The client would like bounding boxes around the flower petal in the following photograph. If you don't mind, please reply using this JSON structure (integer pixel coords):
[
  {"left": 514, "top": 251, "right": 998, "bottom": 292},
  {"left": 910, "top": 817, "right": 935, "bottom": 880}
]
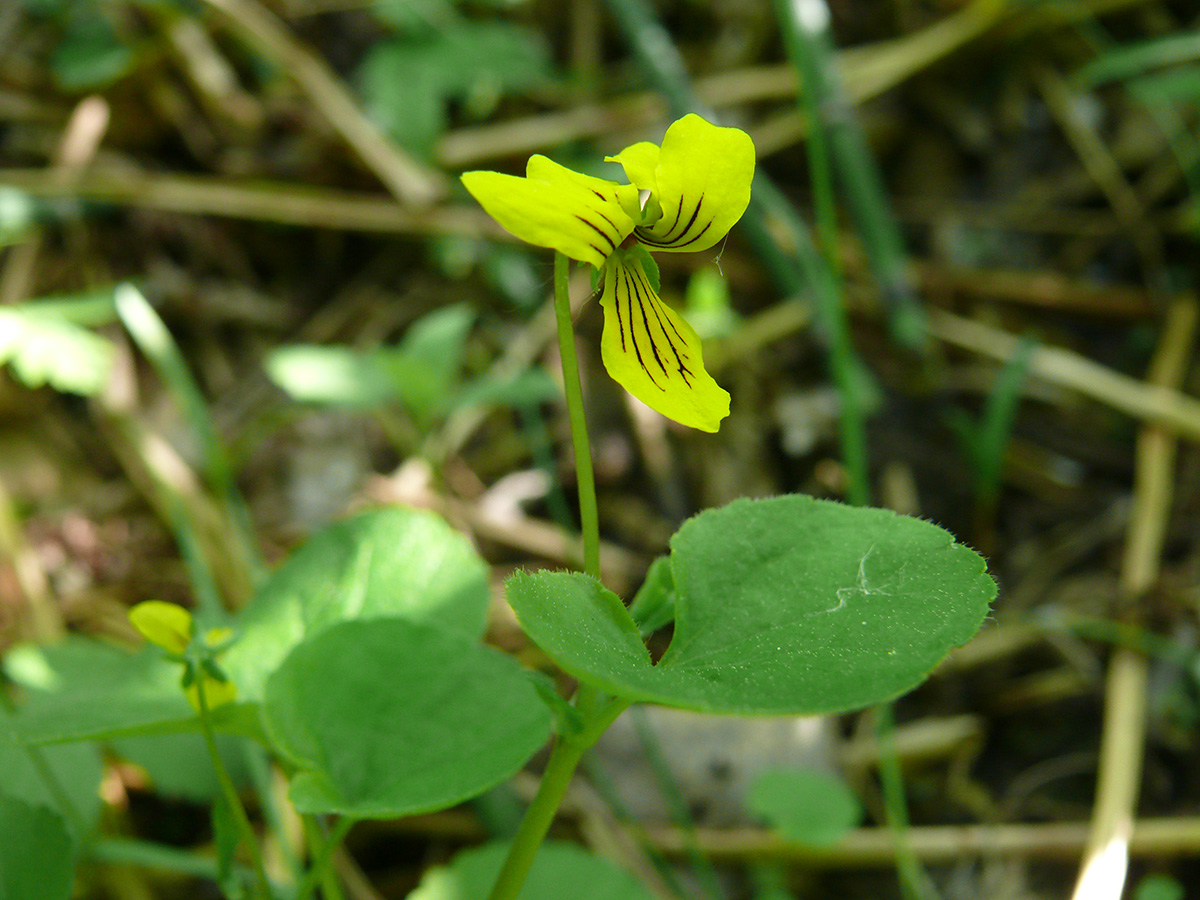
[
  {"left": 461, "top": 157, "right": 636, "bottom": 268},
  {"left": 129, "top": 601, "right": 192, "bottom": 655},
  {"left": 599, "top": 252, "right": 730, "bottom": 432},
  {"left": 606, "top": 141, "right": 659, "bottom": 194},
  {"left": 633, "top": 114, "right": 755, "bottom": 254}
]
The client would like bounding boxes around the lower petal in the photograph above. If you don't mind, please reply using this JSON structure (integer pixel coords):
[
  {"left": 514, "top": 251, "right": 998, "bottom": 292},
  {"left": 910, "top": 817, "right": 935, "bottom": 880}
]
[{"left": 598, "top": 252, "right": 730, "bottom": 432}]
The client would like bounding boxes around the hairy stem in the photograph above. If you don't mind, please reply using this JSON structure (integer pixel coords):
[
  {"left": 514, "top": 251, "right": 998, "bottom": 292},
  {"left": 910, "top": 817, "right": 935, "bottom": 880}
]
[
  {"left": 195, "top": 678, "right": 272, "bottom": 900},
  {"left": 552, "top": 251, "right": 601, "bottom": 579}
]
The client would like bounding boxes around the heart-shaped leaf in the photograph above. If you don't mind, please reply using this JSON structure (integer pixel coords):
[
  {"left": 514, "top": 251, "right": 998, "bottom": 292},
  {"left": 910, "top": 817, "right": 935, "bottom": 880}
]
[
  {"left": 263, "top": 618, "right": 550, "bottom": 818},
  {"left": 507, "top": 496, "right": 993, "bottom": 714}
]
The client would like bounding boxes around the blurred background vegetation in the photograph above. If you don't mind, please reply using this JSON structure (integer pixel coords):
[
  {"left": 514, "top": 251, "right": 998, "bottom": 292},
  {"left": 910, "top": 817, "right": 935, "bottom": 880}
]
[{"left": 4, "top": 0, "right": 1200, "bottom": 898}]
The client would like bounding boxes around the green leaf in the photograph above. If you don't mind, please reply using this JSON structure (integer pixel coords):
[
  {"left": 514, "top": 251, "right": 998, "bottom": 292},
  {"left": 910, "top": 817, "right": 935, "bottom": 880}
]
[
  {"left": 1127, "top": 66, "right": 1200, "bottom": 106},
  {"left": 1075, "top": 31, "right": 1200, "bottom": 88},
  {"left": 265, "top": 344, "right": 399, "bottom": 407},
  {"left": 0, "top": 188, "right": 39, "bottom": 247},
  {"left": 454, "top": 368, "right": 558, "bottom": 411},
  {"left": 384, "top": 303, "right": 476, "bottom": 420},
  {"left": 359, "top": 22, "right": 551, "bottom": 155},
  {"left": 406, "top": 841, "right": 657, "bottom": 900},
  {"left": 480, "top": 245, "right": 543, "bottom": 313},
  {"left": 627, "top": 556, "right": 676, "bottom": 635},
  {"left": 263, "top": 618, "right": 551, "bottom": 817},
  {"left": 0, "top": 307, "right": 114, "bottom": 395},
  {"left": 5, "top": 638, "right": 262, "bottom": 748},
  {"left": 266, "top": 305, "right": 475, "bottom": 419},
  {"left": 0, "top": 704, "right": 102, "bottom": 839},
  {"left": 747, "top": 768, "right": 861, "bottom": 846},
  {"left": 52, "top": 14, "right": 135, "bottom": 91},
  {"left": 1134, "top": 874, "right": 1185, "bottom": 900},
  {"left": 506, "top": 495, "right": 994, "bottom": 714},
  {"left": 5, "top": 639, "right": 191, "bottom": 745},
  {"left": 0, "top": 795, "right": 74, "bottom": 900},
  {"left": 223, "top": 506, "right": 490, "bottom": 701}
]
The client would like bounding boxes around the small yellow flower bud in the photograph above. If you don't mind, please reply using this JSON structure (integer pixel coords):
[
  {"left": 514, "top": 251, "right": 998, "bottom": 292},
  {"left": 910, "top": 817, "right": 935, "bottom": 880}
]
[{"left": 128, "top": 601, "right": 193, "bottom": 655}]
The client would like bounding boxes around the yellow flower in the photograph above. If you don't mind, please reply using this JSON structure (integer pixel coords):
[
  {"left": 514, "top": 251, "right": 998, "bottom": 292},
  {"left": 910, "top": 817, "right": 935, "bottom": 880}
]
[
  {"left": 462, "top": 114, "right": 755, "bottom": 432},
  {"left": 128, "top": 600, "right": 236, "bottom": 713}
]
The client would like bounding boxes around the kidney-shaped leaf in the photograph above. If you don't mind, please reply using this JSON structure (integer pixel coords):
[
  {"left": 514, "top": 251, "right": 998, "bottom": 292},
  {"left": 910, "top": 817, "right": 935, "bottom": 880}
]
[
  {"left": 263, "top": 618, "right": 551, "bottom": 818},
  {"left": 507, "top": 496, "right": 994, "bottom": 714},
  {"left": 225, "top": 507, "right": 490, "bottom": 700},
  {"left": 407, "top": 841, "right": 656, "bottom": 900}
]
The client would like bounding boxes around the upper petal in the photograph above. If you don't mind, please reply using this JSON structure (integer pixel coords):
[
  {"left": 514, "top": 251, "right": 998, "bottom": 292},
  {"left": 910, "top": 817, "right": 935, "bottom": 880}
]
[
  {"left": 606, "top": 141, "right": 660, "bottom": 194},
  {"left": 598, "top": 251, "right": 730, "bottom": 432},
  {"left": 461, "top": 158, "right": 637, "bottom": 268},
  {"left": 633, "top": 114, "right": 755, "bottom": 254}
]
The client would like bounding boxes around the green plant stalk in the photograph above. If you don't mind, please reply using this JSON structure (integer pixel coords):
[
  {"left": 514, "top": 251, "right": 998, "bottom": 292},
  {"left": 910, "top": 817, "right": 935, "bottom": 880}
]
[
  {"left": 876, "top": 704, "right": 938, "bottom": 900},
  {"left": 485, "top": 252, "right": 629, "bottom": 900},
  {"left": 486, "top": 696, "right": 631, "bottom": 900},
  {"left": 551, "top": 251, "right": 601, "bottom": 579},
  {"left": 243, "top": 743, "right": 301, "bottom": 879},
  {"left": 749, "top": 863, "right": 791, "bottom": 900},
  {"left": 293, "top": 816, "right": 354, "bottom": 900},
  {"left": 91, "top": 836, "right": 249, "bottom": 880},
  {"left": 780, "top": 0, "right": 841, "bottom": 283},
  {"left": 777, "top": 0, "right": 925, "bottom": 350},
  {"left": 195, "top": 677, "right": 272, "bottom": 900},
  {"left": 114, "top": 284, "right": 265, "bottom": 591},
  {"left": 774, "top": 0, "right": 870, "bottom": 506},
  {"left": 167, "top": 497, "right": 225, "bottom": 621},
  {"left": 972, "top": 337, "right": 1034, "bottom": 506}
]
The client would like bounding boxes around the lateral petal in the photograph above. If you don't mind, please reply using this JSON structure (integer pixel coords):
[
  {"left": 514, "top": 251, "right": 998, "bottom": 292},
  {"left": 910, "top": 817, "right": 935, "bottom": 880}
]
[
  {"left": 633, "top": 114, "right": 755, "bottom": 254},
  {"left": 462, "top": 158, "right": 636, "bottom": 268},
  {"left": 599, "top": 252, "right": 730, "bottom": 432}
]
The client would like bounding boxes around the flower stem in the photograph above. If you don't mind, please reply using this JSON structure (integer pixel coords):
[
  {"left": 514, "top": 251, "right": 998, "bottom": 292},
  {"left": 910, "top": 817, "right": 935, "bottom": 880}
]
[
  {"left": 195, "top": 679, "right": 272, "bottom": 900},
  {"left": 294, "top": 815, "right": 354, "bottom": 900},
  {"left": 486, "top": 697, "right": 630, "bottom": 900},
  {"left": 484, "top": 253, "right": 626, "bottom": 900},
  {"left": 552, "top": 251, "right": 601, "bottom": 580},
  {"left": 876, "top": 703, "right": 938, "bottom": 900}
]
